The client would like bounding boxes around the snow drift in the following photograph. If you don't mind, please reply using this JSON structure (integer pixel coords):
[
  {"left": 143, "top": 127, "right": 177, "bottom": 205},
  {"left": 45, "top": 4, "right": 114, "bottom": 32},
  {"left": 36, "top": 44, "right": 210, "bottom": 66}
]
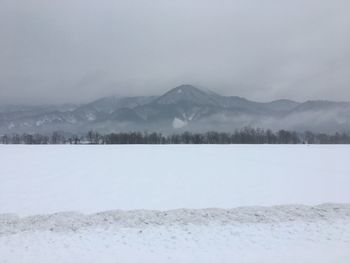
[{"left": 1, "top": 204, "right": 350, "bottom": 263}]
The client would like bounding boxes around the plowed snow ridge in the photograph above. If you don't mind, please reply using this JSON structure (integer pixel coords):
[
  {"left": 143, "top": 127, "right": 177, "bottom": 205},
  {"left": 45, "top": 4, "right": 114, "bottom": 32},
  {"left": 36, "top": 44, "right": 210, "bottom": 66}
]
[
  {"left": 1, "top": 204, "right": 349, "bottom": 234},
  {"left": 1, "top": 204, "right": 350, "bottom": 263}
]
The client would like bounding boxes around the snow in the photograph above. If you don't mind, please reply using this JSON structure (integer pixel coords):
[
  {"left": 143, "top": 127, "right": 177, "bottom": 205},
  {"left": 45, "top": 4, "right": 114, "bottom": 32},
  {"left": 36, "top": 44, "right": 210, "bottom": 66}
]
[
  {"left": 7, "top": 122, "right": 15, "bottom": 129},
  {"left": 172, "top": 117, "right": 188, "bottom": 128},
  {"left": 86, "top": 112, "right": 96, "bottom": 121},
  {"left": 0, "top": 145, "right": 350, "bottom": 216},
  {"left": 0, "top": 204, "right": 350, "bottom": 263},
  {"left": 36, "top": 117, "right": 50, "bottom": 126},
  {"left": 0, "top": 145, "right": 349, "bottom": 262}
]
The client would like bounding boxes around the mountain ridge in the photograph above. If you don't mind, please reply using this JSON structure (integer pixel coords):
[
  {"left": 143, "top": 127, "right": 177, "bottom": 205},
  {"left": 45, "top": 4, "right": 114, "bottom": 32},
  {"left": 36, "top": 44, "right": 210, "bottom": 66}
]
[{"left": 1, "top": 85, "right": 350, "bottom": 134}]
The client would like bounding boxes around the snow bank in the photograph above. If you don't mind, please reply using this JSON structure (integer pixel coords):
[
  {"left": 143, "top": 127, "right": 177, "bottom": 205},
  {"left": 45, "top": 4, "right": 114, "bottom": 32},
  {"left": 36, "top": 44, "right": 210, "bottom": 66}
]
[
  {"left": 0, "top": 145, "right": 350, "bottom": 215},
  {"left": 1, "top": 205, "right": 350, "bottom": 263},
  {"left": 0, "top": 204, "right": 349, "bottom": 235}
]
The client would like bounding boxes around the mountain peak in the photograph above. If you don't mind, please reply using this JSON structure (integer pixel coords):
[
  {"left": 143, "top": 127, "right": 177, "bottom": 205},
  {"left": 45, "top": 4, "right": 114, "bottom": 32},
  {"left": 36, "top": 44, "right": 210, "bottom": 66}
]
[
  {"left": 173, "top": 84, "right": 198, "bottom": 91},
  {"left": 155, "top": 85, "right": 216, "bottom": 105}
]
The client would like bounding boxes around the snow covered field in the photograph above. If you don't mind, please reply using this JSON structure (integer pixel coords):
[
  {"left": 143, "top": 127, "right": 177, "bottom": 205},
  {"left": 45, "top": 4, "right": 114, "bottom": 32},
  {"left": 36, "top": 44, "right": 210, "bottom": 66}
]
[
  {"left": 0, "top": 145, "right": 350, "bottom": 262},
  {"left": 1, "top": 145, "right": 350, "bottom": 215}
]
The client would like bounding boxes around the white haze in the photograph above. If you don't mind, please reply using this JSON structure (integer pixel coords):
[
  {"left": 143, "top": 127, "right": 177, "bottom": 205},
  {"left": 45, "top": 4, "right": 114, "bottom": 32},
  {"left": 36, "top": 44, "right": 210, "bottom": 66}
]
[{"left": 0, "top": 0, "right": 350, "bottom": 104}]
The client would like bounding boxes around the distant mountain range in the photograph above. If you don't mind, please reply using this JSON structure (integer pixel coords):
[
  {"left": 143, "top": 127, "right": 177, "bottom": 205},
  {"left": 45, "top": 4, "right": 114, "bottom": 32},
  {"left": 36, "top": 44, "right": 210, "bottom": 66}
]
[{"left": 1, "top": 84, "right": 350, "bottom": 134}]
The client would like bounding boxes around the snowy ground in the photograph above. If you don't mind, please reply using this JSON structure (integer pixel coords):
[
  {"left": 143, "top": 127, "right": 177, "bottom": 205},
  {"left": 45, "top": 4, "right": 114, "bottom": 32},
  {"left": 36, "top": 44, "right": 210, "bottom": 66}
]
[
  {"left": 0, "top": 145, "right": 349, "bottom": 262},
  {"left": 1, "top": 204, "right": 350, "bottom": 263},
  {"left": 0, "top": 145, "right": 350, "bottom": 215}
]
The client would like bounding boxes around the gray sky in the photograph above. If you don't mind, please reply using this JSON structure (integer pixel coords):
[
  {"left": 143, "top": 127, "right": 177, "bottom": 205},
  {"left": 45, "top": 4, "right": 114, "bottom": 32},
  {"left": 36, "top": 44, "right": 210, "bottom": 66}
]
[{"left": 1, "top": 0, "right": 350, "bottom": 104}]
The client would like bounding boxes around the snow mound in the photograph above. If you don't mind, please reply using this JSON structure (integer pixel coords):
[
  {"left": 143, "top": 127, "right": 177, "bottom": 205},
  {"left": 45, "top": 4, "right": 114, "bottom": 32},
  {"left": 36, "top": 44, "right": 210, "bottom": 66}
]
[
  {"left": 1, "top": 204, "right": 349, "bottom": 235},
  {"left": 1, "top": 204, "right": 350, "bottom": 263}
]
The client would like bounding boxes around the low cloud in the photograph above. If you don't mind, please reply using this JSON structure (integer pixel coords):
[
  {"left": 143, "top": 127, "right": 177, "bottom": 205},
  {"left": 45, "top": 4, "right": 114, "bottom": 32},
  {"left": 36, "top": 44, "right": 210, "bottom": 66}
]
[{"left": 1, "top": 0, "right": 350, "bottom": 104}]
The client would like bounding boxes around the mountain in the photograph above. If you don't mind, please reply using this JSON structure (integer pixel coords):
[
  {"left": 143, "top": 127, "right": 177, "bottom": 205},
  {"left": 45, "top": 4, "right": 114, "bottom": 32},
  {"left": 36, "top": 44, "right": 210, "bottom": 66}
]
[
  {"left": 1, "top": 85, "right": 350, "bottom": 134},
  {"left": 154, "top": 84, "right": 219, "bottom": 106}
]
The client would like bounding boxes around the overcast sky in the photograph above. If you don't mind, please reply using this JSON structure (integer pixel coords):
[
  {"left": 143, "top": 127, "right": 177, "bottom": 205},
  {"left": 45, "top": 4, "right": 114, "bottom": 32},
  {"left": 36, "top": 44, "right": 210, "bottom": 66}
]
[{"left": 1, "top": 0, "right": 350, "bottom": 104}]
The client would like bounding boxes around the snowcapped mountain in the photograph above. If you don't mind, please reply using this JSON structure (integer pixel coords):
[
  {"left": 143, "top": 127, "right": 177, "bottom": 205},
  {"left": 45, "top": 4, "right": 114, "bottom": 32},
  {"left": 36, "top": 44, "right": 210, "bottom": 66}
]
[
  {"left": 154, "top": 84, "right": 219, "bottom": 106},
  {"left": 1, "top": 85, "right": 350, "bottom": 134}
]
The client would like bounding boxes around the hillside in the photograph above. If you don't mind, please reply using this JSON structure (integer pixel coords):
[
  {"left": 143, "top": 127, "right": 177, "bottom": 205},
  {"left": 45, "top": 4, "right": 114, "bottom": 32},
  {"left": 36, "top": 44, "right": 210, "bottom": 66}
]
[{"left": 1, "top": 85, "right": 350, "bottom": 134}]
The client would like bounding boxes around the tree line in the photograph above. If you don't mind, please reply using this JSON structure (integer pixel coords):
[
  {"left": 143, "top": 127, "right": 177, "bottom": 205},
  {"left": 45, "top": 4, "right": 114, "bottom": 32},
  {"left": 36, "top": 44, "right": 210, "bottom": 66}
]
[{"left": 1, "top": 127, "right": 350, "bottom": 144}]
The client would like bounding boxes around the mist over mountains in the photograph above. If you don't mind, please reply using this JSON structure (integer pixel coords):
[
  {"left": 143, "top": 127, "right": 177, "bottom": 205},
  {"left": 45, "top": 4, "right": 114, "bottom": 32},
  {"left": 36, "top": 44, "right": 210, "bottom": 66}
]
[{"left": 1, "top": 85, "right": 350, "bottom": 135}]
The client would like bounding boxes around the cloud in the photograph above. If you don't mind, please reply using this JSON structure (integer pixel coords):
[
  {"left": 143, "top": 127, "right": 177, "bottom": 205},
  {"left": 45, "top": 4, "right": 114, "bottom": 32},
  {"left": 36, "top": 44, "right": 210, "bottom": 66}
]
[{"left": 0, "top": 0, "right": 350, "bottom": 104}]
